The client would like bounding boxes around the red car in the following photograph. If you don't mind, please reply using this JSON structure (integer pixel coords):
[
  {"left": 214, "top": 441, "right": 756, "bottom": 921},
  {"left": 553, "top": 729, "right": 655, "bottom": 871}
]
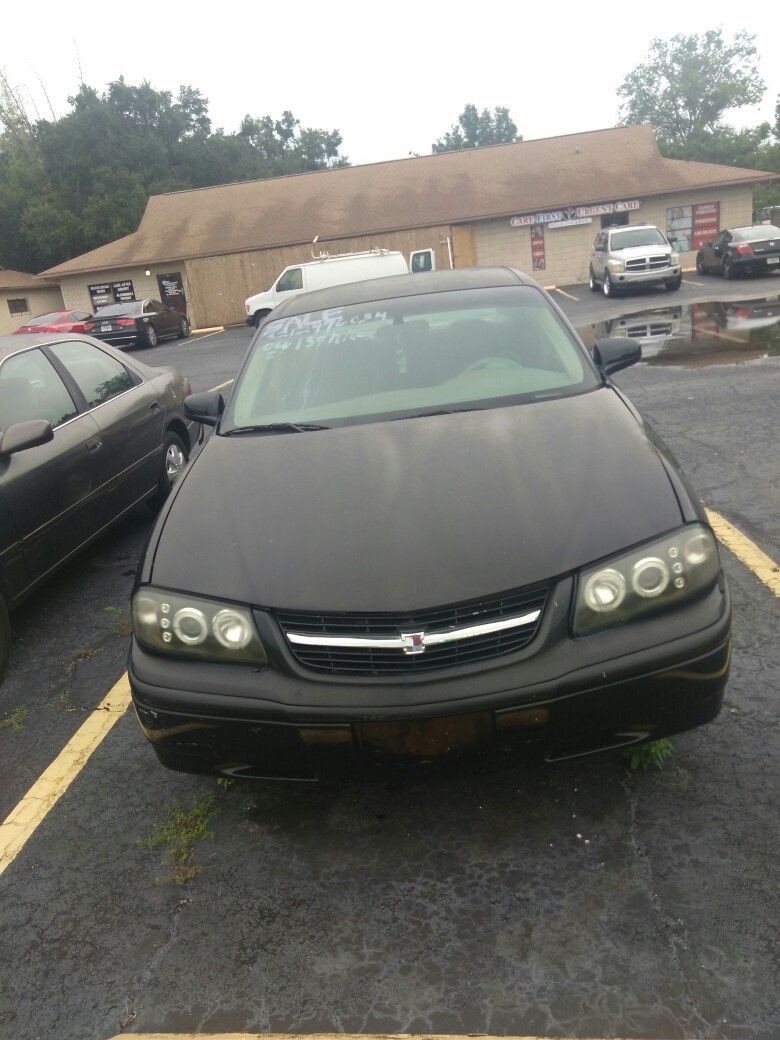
[{"left": 13, "top": 309, "right": 93, "bottom": 334}]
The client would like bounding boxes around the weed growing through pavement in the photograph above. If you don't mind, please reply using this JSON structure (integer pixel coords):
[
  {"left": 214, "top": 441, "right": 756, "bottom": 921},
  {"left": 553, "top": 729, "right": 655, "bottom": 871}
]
[
  {"left": 623, "top": 738, "right": 674, "bottom": 771},
  {"left": 0, "top": 705, "right": 32, "bottom": 732},
  {"left": 104, "top": 605, "right": 132, "bottom": 637},
  {"left": 143, "top": 791, "right": 218, "bottom": 884}
]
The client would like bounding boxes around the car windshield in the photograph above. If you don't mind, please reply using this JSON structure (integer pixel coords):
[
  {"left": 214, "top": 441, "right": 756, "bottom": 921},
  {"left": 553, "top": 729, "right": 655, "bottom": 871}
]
[
  {"left": 734, "top": 225, "right": 780, "bottom": 242},
  {"left": 610, "top": 228, "right": 667, "bottom": 250},
  {"left": 222, "top": 286, "right": 599, "bottom": 432},
  {"left": 23, "top": 311, "right": 69, "bottom": 325},
  {"left": 95, "top": 303, "right": 141, "bottom": 316}
]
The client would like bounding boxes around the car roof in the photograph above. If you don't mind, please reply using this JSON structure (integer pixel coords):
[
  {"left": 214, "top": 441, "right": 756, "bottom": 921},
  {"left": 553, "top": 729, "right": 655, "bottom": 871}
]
[
  {"left": 0, "top": 332, "right": 112, "bottom": 361},
  {"left": 731, "top": 225, "right": 780, "bottom": 235},
  {"left": 608, "top": 224, "right": 660, "bottom": 232},
  {"left": 274, "top": 266, "right": 537, "bottom": 319}
]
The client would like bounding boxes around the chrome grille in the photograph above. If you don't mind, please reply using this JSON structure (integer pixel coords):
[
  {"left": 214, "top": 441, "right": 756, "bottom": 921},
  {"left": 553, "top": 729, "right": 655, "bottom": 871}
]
[
  {"left": 625, "top": 254, "right": 669, "bottom": 271},
  {"left": 275, "top": 582, "right": 549, "bottom": 675}
]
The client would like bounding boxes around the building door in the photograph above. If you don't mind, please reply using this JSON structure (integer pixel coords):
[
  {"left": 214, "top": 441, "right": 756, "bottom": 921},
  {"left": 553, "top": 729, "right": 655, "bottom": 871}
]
[{"left": 156, "top": 272, "right": 187, "bottom": 315}]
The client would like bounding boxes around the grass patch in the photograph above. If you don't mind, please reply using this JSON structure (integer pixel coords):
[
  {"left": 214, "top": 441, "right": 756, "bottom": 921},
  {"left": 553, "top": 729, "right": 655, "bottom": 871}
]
[
  {"left": 623, "top": 737, "right": 674, "bottom": 772},
  {"left": 0, "top": 705, "right": 32, "bottom": 733},
  {"left": 143, "top": 791, "right": 218, "bottom": 884}
]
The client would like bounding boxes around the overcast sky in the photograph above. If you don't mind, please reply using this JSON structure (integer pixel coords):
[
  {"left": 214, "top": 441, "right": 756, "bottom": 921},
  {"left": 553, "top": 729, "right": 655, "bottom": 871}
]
[{"left": 2, "top": 1, "right": 778, "bottom": 166}]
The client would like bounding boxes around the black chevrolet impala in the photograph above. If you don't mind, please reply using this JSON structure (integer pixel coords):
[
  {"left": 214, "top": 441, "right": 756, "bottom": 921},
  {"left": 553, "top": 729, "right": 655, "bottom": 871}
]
[{"left": 129, "top": 268, "right": 731, "bottom": 779}]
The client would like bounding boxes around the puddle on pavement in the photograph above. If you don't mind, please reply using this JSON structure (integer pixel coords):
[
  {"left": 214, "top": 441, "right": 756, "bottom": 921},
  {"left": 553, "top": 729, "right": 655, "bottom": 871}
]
[{"left": 578, "top": 295, "right": 780, "bottom": 367}]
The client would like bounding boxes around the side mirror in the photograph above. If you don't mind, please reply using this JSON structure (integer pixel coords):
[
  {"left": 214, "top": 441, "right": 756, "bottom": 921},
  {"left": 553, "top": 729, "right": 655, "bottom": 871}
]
[
  {"left": 593, "top": 337, "right": 641, "bottom": 377},
  {"left": 0, "top": 419, "right": 53, "bottom": 458},
  {"left": 184, "top": 391, "right": 225, "bottom": 427}
]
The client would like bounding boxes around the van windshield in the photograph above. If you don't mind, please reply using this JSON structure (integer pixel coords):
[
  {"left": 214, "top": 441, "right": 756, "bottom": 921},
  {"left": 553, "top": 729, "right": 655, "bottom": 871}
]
[
  {"left": 610, "top": 228, "right": 668, "bottom": 250},
  {"left": 222, "top": 286, "right": 599, "bottom": 432}
]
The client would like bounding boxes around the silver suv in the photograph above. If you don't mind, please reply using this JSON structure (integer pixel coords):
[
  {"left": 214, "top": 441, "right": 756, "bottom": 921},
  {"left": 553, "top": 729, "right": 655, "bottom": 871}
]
[{"left": 589, "top": 225, "right": 681, "bottom": 297}]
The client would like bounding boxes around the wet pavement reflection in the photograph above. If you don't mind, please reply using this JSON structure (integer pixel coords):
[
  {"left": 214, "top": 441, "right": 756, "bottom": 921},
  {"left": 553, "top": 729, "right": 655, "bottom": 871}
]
[{"left": 579, "top": 294, "right": 780, "bottom": 367}]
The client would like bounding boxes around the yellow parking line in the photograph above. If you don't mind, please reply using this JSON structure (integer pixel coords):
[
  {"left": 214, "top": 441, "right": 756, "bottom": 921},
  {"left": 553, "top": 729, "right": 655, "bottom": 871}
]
[
  {"left": 109, "top": 1035, "right": 640, "bottom": 1040},
  {"left": 707, "top": 509, "right": 780, "bottom": 596},
  {"left": 191, "top": 326, "right": 224, "bottom": 335},
  {"left": 703, "top": 328, "right": 748, "bottom": 346},
  {"left": 0, "top": 674, "right": 131, "bottom": 878},
  {"left": 551, "top": 286, "right": 580, "bottom": 302},
  {"left": 210, "top": 379, "right": 234, "bottom": 392},
  {"left": 683, "top": 277, "right": 705, "bottom": 286}
]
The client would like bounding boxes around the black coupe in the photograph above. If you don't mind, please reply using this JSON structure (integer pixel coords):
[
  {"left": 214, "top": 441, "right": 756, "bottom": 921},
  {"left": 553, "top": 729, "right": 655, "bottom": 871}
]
[
  {"left": 696, "top": 225, "right": 780, "bottom": 279},
  {"left": 84, "top": 299, "right": 190, "bottom": 349},
  {"left": 0, "top": 333, "right": 199, "bottom": 680},
  {"left": 129, "top": 268, "right": 731, "bottom": 779}
]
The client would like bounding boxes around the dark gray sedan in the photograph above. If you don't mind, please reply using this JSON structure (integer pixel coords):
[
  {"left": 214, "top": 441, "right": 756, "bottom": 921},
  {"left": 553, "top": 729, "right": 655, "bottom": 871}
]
[
  {"left": 0, "top": 333, "right": 200, "bottom": 679},
  {"left": 696, "top": 224, "right": 780, "bottom": 278}
]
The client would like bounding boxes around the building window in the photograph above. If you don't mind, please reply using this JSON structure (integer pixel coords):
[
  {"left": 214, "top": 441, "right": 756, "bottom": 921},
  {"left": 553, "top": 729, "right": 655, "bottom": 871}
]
[
  {"left": 8, "top": 298, "right": 29, "bottom": 315},
  {"left": 601, "top": 212, "right": 630, "bottom": 229}
]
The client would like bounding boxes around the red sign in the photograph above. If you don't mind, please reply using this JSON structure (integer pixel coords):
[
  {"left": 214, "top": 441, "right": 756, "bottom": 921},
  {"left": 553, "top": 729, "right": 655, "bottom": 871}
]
[
  {"left": 692, "top": 202, "right": 720, "bottom": 250},
  {"left": 531, "top": 224, "right": 545, "bottom": 270}
]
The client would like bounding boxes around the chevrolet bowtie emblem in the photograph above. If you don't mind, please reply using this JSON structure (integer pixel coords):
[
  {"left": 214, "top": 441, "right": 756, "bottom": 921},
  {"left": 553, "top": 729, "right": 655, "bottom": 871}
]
[{"left": 400, "top": 631, "right": 426, "bottom": 655}]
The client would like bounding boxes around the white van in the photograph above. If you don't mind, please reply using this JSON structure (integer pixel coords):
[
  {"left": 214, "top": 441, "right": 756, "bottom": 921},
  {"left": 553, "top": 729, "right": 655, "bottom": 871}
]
[{"left": 244, "top": 248, "right": 435, "bottom": 326}]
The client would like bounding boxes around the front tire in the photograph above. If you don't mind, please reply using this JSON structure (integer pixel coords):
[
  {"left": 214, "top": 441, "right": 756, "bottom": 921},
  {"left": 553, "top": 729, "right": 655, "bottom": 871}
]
[
  {"left": 177, "top": 316, "right": 190, "bottom": 339},
  {"left": 696, "top": 254, "right": 706, "bottom": 275},
  {"left": 666, "top": 276, "right": 682, "bottom": 292},
  {"left": 602, "top": 271, "right": 615, "bottom": 297},
  {"left": 148, "top": 430, "right": 188, "bottom": 511},
  {"left": 253, "top": 310, "right": 270, "bottom": 328},
  {"left": 722, "top": 257, "right": 734, "bottom": 280},
  {"left": 588, "top": 267, "right": 599, "bottom": 292},
  {"left": 145, "top": 324, "right": 159, "bottom": 347},
  {"left": 0, "top": 594, "right": 10, "bottom": 683}
]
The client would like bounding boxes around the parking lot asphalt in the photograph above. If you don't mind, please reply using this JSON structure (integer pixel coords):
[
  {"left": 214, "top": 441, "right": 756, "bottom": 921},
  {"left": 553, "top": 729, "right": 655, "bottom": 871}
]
[
  {"left": 550, "top": 267, "right": 780, "bottom": 326},
  {"left": 0, "top": 285, "right": 778, "bottom": 1040}
]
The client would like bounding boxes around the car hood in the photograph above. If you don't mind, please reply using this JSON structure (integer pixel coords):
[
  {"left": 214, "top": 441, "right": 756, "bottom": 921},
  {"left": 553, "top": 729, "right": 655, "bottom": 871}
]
[
  {"left": 613, "top": 243, "right": 672, "bottom": 259},
  {"left": 151, "top": 388, "right": 682, "bottom": 611}
]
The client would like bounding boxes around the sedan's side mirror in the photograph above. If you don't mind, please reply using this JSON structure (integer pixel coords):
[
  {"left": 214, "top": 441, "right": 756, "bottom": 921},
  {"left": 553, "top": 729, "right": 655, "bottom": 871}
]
[
  {"left": 593, "top": 337, "right": 641, "bottom": 377},
  {"left": 184, "top": 391, "right": 225, "bottom": 427},
  {"left": 0, "top": 419, "right": 53, "bottom": 458}
]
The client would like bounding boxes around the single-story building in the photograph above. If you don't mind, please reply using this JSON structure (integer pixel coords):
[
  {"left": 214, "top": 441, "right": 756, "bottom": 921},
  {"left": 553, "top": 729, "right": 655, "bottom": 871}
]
[
  {"left": 0, "top": 269, "right": 64, "bottom": 336},
  {"left": 41, "top": 124, "right": 779, "bottom": 329}
]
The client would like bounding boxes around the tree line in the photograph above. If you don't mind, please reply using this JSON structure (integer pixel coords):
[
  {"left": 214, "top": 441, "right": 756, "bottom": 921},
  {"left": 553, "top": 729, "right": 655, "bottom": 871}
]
[{"left": 0, "top": 28, "right": 777, "bottom": 275}]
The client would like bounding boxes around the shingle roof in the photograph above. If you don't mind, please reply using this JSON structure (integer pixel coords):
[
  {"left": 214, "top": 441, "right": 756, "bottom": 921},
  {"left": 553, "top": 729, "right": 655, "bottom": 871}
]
[
  {"left": 0, "top": 268, "right": 50, "bottom": 291},
  {"left": 41, "top": 124, "right": 779, "bottom": 278}
]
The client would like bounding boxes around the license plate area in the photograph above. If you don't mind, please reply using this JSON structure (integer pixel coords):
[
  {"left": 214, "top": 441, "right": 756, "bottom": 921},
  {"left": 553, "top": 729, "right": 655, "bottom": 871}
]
[
  {"left": 354, "top": 712, "right": 493, "bottom": 756},
  {"left": 766, "top": 257, "right": 779, "bottom": 265},
  {"left": 100, "top": 323, "right": 112, "bottom": 331}
]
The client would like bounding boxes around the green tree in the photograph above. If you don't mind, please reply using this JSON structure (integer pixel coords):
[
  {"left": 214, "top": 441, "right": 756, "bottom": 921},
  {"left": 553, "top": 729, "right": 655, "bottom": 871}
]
[
  {"left": 432, "top": 104, "right": 519, "bottom": 153},
  {"left": 617, "top": 30, "right": 765, "bottom": 149},
  {"left": 0, "top": 76, "right": 348, "bottom": 272}
]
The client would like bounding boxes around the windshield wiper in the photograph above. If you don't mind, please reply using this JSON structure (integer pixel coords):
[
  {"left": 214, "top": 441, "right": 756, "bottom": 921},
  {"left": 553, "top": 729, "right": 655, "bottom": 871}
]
[
  {"left": 393, "top": 407, "right": 482, "bottom": 421},
  {"left": 222, "top": 422, "right": 331, "bottom": 435}
]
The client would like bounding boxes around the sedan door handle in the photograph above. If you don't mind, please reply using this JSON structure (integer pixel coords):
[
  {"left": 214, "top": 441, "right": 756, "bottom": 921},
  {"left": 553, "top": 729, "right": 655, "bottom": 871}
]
[
  {"left": 85, "top": 436, "right": 103, "bottom": 454},
  {"left": 149, "top": 402, "right": 161, "bottom": 414}
]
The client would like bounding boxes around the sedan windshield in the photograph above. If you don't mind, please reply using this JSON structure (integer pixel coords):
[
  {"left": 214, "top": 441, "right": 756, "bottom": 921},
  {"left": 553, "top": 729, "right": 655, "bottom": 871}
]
[
  {"left": 734, "top": 225, "right": 780, "bottom": 242},
  {"left": 610, "top": 228, "right": 668, "bottom": 250},
  {"left": 95, "top": 303, "right": 142, "bottom": 316},
  {"left": 222, "top": 286, "right": 599, "bottom": 432},
  {"left": 22, "top": 311, "right": 69, "bottom": 326}
]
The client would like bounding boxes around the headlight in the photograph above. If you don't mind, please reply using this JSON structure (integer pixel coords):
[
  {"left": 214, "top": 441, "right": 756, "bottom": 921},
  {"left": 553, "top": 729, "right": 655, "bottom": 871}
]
[
  {"left": 573, "top": 524, "right": 720, "bottom": 634},
  {"left": 670, "top": 252, "right": 680, "bottom": 266},
  {"left": 132, "top": 588, "right": 267, "bottom": 665},
  {"left": 608, "top": 259, "right": 625, "bottom": 272}
]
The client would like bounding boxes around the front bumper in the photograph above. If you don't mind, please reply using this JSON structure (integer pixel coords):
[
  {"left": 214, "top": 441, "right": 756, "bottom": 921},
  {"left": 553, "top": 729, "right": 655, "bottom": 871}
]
[
  {"left": 129, "top": 576, "right": 731, "bottom": 779},
  {"left": 613, "top": 265, "right": 680, "bottom": 286}
]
